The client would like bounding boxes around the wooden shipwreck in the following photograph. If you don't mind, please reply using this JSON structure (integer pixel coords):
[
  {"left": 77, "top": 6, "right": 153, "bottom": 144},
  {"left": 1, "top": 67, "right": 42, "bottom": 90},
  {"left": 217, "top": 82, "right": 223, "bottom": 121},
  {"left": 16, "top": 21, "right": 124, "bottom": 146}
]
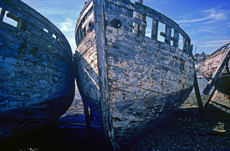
[
  {"left": 74, "top": 0, "right": 194, "bottom": 149},
  {"left": 0, "top": 0, "right": 74, "bottom": 141},
  {"left": 199, "top": 42, "right": 230, "bottom": 96}
]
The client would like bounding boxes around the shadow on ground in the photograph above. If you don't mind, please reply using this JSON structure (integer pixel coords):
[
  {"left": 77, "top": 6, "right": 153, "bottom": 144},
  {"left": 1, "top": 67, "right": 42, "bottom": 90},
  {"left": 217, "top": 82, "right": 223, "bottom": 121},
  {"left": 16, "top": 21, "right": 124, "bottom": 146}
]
[{"left": 1, "top": 80, "right": 230, "bottom": 151}]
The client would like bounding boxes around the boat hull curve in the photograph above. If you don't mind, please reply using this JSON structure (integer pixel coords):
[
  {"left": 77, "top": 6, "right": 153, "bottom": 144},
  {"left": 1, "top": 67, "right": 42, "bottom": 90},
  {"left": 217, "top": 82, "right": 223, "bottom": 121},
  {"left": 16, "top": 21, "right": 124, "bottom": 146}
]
[
  {"left": 199, "top": 43, "right": 230, "bottom": 96},
  {"left": 74, "top": 0, "right": 194, "bottom": 149},
  {"left": 0, "top": 0, "right": 75, "bottom": 141}
]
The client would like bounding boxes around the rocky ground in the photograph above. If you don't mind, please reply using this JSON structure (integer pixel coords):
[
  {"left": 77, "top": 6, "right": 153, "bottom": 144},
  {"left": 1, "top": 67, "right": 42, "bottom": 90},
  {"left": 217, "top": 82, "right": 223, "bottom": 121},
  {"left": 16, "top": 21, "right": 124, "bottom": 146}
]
[{"left": 1, "top": 79, "right": 230, "bottom": 151}]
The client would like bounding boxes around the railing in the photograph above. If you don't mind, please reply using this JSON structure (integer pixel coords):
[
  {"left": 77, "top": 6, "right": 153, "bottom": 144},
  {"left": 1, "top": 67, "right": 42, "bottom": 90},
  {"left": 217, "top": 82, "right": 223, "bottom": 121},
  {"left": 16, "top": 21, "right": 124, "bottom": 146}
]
[
  {"left": 0, "top": 0, "right": 71, "bottom": 56},
  {"left": 210, "top": 42, "right": 230, "bottom": 56},
  {"left": 106, "top": 0, "right": 192, "bottom": 55},
  {"left": 75, "top": 0, "right": 193, "bottom": 57},
  {"left": 75, "top": 0, "right": 94, "bottom": 46}
]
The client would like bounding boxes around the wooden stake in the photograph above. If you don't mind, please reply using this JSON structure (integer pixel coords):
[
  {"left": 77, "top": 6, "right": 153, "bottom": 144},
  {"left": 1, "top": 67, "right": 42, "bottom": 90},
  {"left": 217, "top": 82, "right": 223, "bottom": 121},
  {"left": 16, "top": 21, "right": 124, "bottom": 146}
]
[
  {"left": 82, "top": 98, "right": 92, "bottom": 133},
  {"left": 194, "top": 72, "right": 205, "bottom": 117}
]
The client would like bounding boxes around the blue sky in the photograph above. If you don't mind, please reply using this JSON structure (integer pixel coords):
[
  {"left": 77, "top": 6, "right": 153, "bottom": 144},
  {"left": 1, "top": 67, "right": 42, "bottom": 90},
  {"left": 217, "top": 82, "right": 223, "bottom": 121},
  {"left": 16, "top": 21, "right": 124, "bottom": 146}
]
[{"left": 22, "top": 0, "right": 230, "bottom": 55}]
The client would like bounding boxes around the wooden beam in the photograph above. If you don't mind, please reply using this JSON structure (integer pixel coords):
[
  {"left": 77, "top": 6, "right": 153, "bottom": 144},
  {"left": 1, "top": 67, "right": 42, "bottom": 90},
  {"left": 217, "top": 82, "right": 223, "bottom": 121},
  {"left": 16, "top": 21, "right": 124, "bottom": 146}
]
[
  {"left": 173, "top": 30, "right": 179, "bottom": 48},
  {"left": 141, "top": 14, "right": 146, "bottom": 36},
  {"left": 6, "top": 12, "right": 19, "bottom": 22},
  {"left": 82, "top": 98, "right": 92, "bottom": 133},
  {"left": 203, "top": 49, "right": 230, "bottom": 95},
  {"left": 226, "top": 58, "right": 230, "bottom": 74},
  {"left": 0, "top": 8, "right": 5, "bottom": 21},
  {"left": 151, "top": 19, "right": 158, "bottom": 40},
  {"left": 160, "top": 32, "right": 174, "bottom": 41},
  {"left": 134, "top": 12, "right": 143, "bottom": 35},
  {"left": 183, "top": 37, "right": 188, "bottom": 53},
  {"left": 165, "top": 25, "right": 171, "bottom": 44},
  {"left": 93, "top": 0, "right": 119, "bottom": 150},
  {"left": 106, "top": 0, "right": 190, "bottom": 41},
  {"left": 194, "top": 72, "right": 205, "bottom": 117}
]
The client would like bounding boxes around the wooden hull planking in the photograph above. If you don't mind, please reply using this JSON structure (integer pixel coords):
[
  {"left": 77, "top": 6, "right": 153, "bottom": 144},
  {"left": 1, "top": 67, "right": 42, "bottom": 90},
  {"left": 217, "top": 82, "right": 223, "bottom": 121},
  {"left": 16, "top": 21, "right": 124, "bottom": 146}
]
[
  {"left": 0, "top": 0, "right": 75, "bottom": 141},
  {"left": 74, "top": 0, "right": 194, "bottom": 149},
  {"left": 199, "top": 42, "right": 230, "bottom": 95}
]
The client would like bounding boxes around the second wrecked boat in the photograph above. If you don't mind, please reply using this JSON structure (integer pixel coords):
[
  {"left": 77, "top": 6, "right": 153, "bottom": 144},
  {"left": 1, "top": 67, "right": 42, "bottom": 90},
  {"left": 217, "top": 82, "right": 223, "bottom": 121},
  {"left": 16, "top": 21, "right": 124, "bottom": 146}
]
[
  {"left": 0, "top": 0, "right": 74, "bottom": 141},
  {"left": 199, "top": 42, "right": 230, "bottom": 96},
  {"left": 74, "top": 0, "right": 194, "bottom": 149}
]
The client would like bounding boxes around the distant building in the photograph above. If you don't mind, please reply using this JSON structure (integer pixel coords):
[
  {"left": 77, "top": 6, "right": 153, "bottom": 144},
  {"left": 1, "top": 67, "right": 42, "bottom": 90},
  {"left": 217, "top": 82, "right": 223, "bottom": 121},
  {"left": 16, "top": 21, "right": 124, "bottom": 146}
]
[{"left": 194, "top": 52, "right": 210, "bottom": 71}]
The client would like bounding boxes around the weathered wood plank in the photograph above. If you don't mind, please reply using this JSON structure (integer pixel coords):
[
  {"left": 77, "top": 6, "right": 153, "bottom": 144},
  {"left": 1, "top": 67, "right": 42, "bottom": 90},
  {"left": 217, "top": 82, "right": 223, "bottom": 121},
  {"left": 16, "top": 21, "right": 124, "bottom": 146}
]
[
  {"left": 107, "top": 63, "right": 186, "bottom": 94},
  {"left": 0, "top": 0, "right": 71, "bottom": 55},
  {"left": 79, "top": 38, "right": 96, "bottom": 56},
  {"left": 0, "top": 22, "right": 70, "bottom": 62},
  {"left": 151, "top": 19, "right": 158, "bottom": 40},
  {"left": 75, "top": 1, "right": 93, "bottom": 35},
  {"left": 109, "top": 79, "right": 159, "bottom": 97},
  {"left": 105, "top": 28, "right": 194, "bottom": 70},
  {"left": 105, "top": 0, "right": 190, "bottom": 41},
  {"left": 165, "top": 25, "right": 171, "bottom": 45},
  {"left": 1, "top": 20, "right": 69, "bottom": 61},
  {"left": 183, "top": 37, "right": 188, "bottom": 53},
  {"left": 133, "top": 10, "right": 145, "bottom": 35},
  {"left": 81, "top": 12, "right": 94, "bottom": 32},
  {"left": 81, "top": 44, "right": 97, "bottom": 59},
  {"left": 0, "top": 8, "right": 5, "bottom": 21},
  {"left": 93, "top": 0, "right": 119, "bottom": 149},
  {"left": 203, "top": 48, "right": 230, "bottom": 94},
  {"left": 173, "top": 30, "right": 179, "bottom": 48},
  {"left": 0, "top": 25, "right": 70, "bottom": 75},
  {"left": 105, "top": 26, "right": 194, "bottom": 62},
  {"left": 194, "top": 72, "right": 205, "bottom": 116},
  {"left": 77, "top": 31, "right": 96, "bottom": 54},
  {"left": 105, "top": 8, "right": 147, "bottom": 28},
  {"left": 0, "top": 54, "right": 68, "bottom": 101}
]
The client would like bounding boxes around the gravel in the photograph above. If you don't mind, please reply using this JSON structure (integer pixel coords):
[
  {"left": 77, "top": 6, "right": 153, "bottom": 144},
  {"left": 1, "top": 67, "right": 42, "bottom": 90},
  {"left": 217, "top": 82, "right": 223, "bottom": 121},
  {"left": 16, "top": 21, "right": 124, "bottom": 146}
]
[{"left": 1, "top": 80, "right": 230, "bottom": 151}]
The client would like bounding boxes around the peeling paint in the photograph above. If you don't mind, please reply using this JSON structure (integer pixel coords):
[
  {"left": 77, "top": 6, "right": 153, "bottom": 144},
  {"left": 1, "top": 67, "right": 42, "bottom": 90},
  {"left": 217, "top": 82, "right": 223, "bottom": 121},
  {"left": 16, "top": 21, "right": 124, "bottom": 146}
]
[{"left": 74, "top": 0, "right": 194, "bottom": 149}]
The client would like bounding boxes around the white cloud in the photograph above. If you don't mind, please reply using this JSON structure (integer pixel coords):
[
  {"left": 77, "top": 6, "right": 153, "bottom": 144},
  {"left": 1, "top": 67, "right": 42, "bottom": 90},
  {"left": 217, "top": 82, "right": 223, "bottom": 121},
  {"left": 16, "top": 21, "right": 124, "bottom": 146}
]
[
  {"left": 205, "top": 40, "right": 229, "bottom": 44},
  {"left": 177, "top": 8, "right": 227, "bottom": 24},
  {"left": 202, "top": 40, "right": 229, "bottom": 47},
  {"left": 203, "top": 9, "right": 226, "bottom": 24},
  {"left": 60, "top": 19, "right": 74, "bottom": 32}
]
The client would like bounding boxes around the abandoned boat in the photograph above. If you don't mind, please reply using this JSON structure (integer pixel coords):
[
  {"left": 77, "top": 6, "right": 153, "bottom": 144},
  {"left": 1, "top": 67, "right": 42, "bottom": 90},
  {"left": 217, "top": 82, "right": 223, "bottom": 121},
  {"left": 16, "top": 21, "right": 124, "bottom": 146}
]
[
  {"left": 74, "top": 0, "right": 194, "bottom": 149},
  {"left": 0, "top": 0, "right": 74, "bottom": 141},
  {"left": 199, "top": 42, "right": 230, "bottom": 96}
]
